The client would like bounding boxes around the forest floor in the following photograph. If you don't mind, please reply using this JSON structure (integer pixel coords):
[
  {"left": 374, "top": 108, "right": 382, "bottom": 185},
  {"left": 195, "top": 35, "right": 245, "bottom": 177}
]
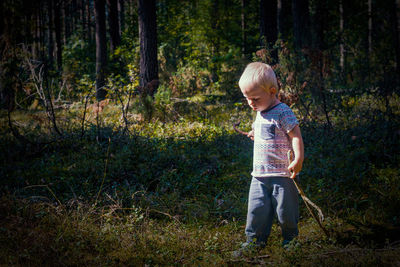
[{"left": 1, "top": 94, "right": 400, "bottom": 266}]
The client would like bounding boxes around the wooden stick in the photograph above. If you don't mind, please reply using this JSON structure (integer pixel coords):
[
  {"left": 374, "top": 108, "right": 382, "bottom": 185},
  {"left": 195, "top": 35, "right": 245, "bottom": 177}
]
[
  {"left": 287, "top": 150, "right": 330, "bottom": 238},
  {"left": 233, "top": 121, "right": 248, "bottom": 136}
]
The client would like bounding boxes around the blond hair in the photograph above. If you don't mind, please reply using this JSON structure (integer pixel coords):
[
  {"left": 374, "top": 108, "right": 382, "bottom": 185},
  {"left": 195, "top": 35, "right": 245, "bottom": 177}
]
[{"left": 238, "top": 62, "right": 278, "bottom": 92}]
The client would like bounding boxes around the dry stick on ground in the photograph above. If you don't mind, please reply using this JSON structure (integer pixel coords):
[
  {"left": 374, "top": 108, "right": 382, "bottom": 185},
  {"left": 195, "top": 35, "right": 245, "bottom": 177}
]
[{"left": 287, "top": 150, "right": 330, "bottom": 238}]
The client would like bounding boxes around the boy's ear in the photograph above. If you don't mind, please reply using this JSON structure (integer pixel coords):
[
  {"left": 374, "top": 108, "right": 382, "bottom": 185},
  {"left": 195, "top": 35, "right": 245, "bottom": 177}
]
[{"left": 269, "top": 87, "right": 277, "bottom": 94}]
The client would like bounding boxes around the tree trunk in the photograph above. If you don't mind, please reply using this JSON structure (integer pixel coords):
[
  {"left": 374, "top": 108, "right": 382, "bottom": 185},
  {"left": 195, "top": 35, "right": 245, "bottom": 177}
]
[
  {"left": 339, "top": 0, "right": 345, "bottom": 73},
  {"left": 368, "top": 0, "right": 372, "bottom": 56},
  {"left": 260, "top": 0, "right": 277, "bottom": 49},
  {"left": 392, "top": 0, "right": 400, "bottom": 76},
  {"left": 82, "top": 0, "right": 86, "bottom": 35},
  {"left": 0, "top": 1, "right": 3, "bottom": 51},
  {"left": 63, "top": 1, "right": 71, "bottom": 45},
  {"left": 119, "top": 0, "right": 125, "bottom": 34},
  {"left": 87, "top": 0, "right": 92, "bottom": 41},
  {"left": 0, "top": 0, "right": 4, "bottom": 107},
  {"left": 362, "top": 0, "right": 371, "bottom": 81},
  {"left": 54, "top": 0, "right": 62, "bottom": 70},
  {"left": 366, "top": 0, "right": 372, "bottom": 79},
  {"left": 210, "top": 0, "right": 220, "bottom": 56},
  {"left": 138, "top": 0, "right": 158, "bottom": 95},
  {"left": 95, "top": 0, "right": 108, "bottom": 100},
  {"left": 33, "top": 8, "right": 41, "bottom": 59},
  {"left": 79, "top": 0, "right": 84, "bottom": 29},
  {"left": 313, "top": 0, "right": 326, "bottom": 50},
  {"left": 292, "top": 0, "right": 311, "bottom": 49},
  {"left": 241, "top": 0, "right": 247, "bottom": 57},
  {"left": 71, "top": 0, "right": 77, "bottom": 32},
  {"left": 47, "top": 0, "right": 54, "bottom": 69},
  {"left": 107, "top": 0, "right": 121, "bottom": 51},
  {"left": 277, "top": 0, "right": 291, "bottom": 41}
]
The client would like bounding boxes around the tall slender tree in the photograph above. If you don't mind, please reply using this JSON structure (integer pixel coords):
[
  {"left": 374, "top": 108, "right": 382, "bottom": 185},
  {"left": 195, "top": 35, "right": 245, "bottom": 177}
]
[
  {"left": 392, "top": 0, "right": 400, "bottom": 76},
  {"left": 86, "top": 0, "right": 92, "bottom": 41},
  {"left": 339, "top": 0, "right": 345, "bottom": 73},
  {"left": 313, "top": 0, "right": 327, "bottom": 50},
  {"left": 63, "top": 1, "right": 71, "bottom": 45},
  {"left": 47, "top": 0, "right": 54, "bottom": 68},
  {"left": 71, "top": 0, "right": 77, "bottom": 32},
  {"left": 94, "top": 0, "right": 108, "bottom": 100},
  {"left": 277, "top": 0, "right": 291, "bottom": 41},
  {"left": 33, "top": 7, "right": 40, "bottom": 59},
  {"left": 118, "top": 0, "right": 125, "bottom": 34},
  {"left": 368, "top": 0, "right": 372, "bottom": 56},
  {"left": 54, "top": 0, "right": 62, "bottom": 70},
  {"left": 210, "top": 0, "right": 220, "bottom": 55},
  {"left": 241, "top": 0, "right": 247, "bottom": 57},
  {"left": 107, "top": 0, "right": 121, "bottom": 51},
  {"left": 138, "top": 0, "right": 158, "bottom": 95},
  {"left": 260, "top": 0, "right": 277, "bottom": 51},
  {"left": 292, "top": 0, "right": 311, "bottom": 49}
]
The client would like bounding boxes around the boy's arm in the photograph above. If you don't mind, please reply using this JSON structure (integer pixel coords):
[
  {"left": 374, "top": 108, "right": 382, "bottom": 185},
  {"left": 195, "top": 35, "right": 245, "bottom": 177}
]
[
  {"left": 287, "top": 125, "right": 304, "bottom": 179},
  {"left": 247, "top": 121, "right": 255, "bottom": 140}
]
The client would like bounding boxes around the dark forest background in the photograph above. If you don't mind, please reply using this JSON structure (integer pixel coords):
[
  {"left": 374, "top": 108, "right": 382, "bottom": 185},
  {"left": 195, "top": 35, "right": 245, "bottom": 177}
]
[{"left": 1, "top": 0, "right": 400, "bottom": 265}]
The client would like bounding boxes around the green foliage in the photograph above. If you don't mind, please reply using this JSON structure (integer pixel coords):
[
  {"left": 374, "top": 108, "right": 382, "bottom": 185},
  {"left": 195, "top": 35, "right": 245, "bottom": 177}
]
[
  {"left": 1, "top": 90, "right": 400, "bottom": 265},
  {"left": 62, "top": 35, "right": 96, "bottom": 97}
]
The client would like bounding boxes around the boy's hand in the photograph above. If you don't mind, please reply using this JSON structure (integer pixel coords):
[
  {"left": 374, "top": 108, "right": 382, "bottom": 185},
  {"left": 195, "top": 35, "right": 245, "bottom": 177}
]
[
  {"left": 287, "top": 125, "right": 304, "bottom": 179},
  {"left": 288, "top": 159, "right": 302, "bottom": 179},
  {"left": 247, "top": 130, "right": 254, "bottom": 140}
]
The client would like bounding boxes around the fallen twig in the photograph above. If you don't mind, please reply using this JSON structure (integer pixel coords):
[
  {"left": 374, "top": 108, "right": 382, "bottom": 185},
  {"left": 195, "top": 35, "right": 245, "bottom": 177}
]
[
  {"left": 233, "top": 121, "right": 248, "bottom": 136},
  {"left": 287, "top": 150, "right": 330, "bottom": 238}
]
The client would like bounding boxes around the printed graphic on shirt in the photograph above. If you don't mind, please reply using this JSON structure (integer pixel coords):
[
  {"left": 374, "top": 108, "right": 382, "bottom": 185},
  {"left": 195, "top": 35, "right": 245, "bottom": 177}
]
[
  {"left": 252, "top": 103, "right": 298, "bottom": 177},
  {"left": 260, "top": 124, "right": 275, "bottom": 140}
]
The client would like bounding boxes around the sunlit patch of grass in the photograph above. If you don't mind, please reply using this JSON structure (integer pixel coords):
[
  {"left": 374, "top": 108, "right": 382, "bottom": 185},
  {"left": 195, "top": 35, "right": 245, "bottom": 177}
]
[
  {"left": 0, "top": 197, "right": 245, "bottom": 265},
  {"left": 1, "top": 196, "right": 400, "bottom": 265}
]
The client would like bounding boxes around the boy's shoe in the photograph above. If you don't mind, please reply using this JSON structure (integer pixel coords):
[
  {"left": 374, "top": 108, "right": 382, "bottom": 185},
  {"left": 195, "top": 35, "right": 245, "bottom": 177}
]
[
  {"left": 232, "top": 241, "right": 265, "bottom": 258},
  {"left": 282, "top": 239, "right": 291, "bottom": 248},
  {"left": 282, "top": 239, "right": 300, "bottom": 251}
]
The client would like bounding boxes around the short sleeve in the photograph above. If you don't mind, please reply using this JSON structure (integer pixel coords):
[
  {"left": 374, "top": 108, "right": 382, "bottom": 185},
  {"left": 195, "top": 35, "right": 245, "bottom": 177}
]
[{"left": 278, "top": 106, "right": 298, "bottom": 133}]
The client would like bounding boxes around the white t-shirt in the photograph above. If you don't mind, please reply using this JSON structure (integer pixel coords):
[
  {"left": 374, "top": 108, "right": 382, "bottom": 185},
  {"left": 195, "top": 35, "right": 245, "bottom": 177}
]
[{"left": 252, "top": 102, "right": 298, "bottom": 177}]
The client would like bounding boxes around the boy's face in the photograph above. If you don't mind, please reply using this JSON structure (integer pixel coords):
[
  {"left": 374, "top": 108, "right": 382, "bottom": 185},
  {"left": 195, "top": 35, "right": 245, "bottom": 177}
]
[{"left": 241, "top": 86, "right": 277, "bottom": 112}]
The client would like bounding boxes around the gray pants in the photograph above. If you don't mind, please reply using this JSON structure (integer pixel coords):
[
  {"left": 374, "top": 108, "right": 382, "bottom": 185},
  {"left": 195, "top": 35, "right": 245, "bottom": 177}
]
[{"left": 245, "top": 176, "right": 299, "bottom": 244}]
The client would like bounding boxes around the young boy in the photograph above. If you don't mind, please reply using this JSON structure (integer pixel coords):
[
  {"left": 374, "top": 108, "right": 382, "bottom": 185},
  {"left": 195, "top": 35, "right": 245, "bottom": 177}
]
[{"left": 238, "top": 62, "right": 304, "bottom": 248}]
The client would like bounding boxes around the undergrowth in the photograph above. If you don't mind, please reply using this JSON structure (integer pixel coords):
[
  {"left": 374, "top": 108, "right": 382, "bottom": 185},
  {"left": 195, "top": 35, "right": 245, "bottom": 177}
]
[{"left": 1, "top": 93, "right": 400, "bottom": 265}]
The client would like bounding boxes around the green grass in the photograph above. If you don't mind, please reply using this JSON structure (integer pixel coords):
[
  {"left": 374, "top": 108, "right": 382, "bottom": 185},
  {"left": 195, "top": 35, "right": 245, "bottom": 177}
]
[
  {"left": 1, "top": 94, "right": 400, "bottom": 265},
  {"left": 1, "top": 197, "right": 399, "bottom": 266}
]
